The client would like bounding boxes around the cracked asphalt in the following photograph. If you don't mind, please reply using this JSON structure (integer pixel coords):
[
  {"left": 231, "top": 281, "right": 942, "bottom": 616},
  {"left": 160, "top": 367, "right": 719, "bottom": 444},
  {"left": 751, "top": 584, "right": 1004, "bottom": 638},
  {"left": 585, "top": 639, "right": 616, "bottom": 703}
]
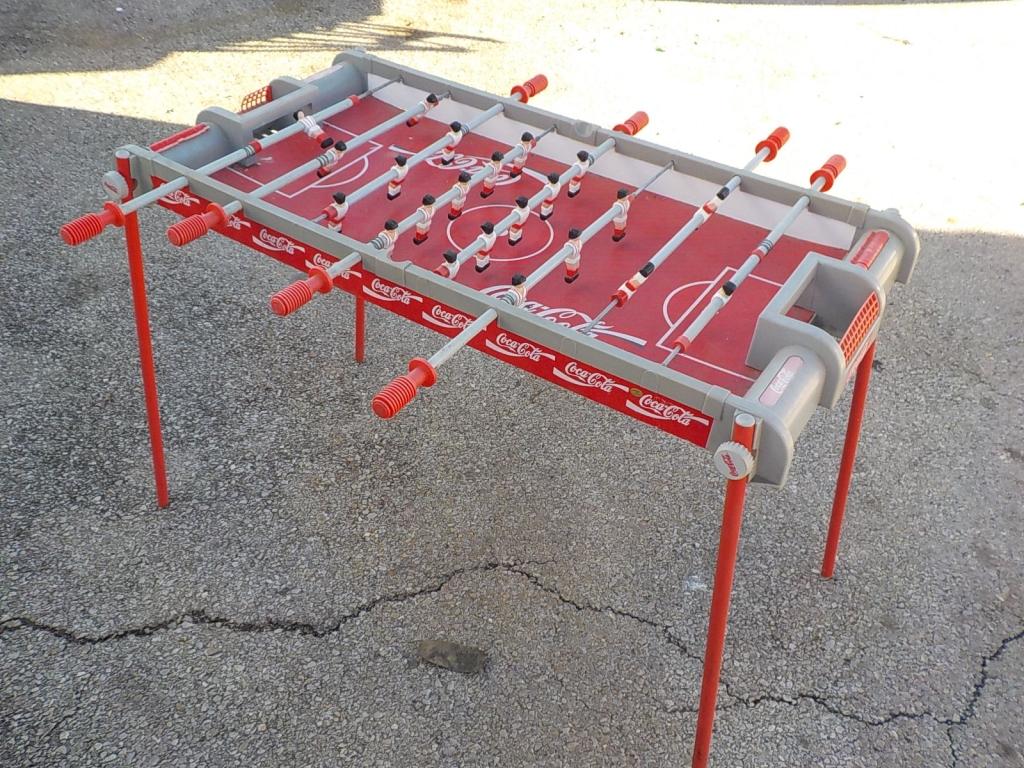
[{"left": 1, "top": 1, "right": 1022, "bottom": 766}]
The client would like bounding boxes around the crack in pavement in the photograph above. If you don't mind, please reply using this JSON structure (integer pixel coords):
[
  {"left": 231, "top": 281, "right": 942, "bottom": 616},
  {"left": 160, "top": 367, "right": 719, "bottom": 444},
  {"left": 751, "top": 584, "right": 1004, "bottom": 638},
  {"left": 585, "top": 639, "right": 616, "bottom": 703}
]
[
  {"left": 3, "top": 561, "right": 1022, "bottom": 768},
  {"left": 0, "top": 559, "right": 551, "bottom": 645}
]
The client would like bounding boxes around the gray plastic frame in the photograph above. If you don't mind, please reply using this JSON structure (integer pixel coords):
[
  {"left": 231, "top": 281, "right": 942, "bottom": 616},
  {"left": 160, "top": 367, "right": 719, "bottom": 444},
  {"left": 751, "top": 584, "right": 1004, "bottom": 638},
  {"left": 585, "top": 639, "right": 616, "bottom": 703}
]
[{"left": 122, "top": 49, "right": 919, "bottom": 486}]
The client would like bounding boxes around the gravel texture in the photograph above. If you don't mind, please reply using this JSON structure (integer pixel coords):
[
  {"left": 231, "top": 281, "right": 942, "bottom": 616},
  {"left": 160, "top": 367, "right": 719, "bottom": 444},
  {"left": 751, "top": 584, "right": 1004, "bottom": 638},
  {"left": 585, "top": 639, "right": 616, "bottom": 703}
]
[{"left": 1, "top": 1, "right": 1022, "bottom": 766}]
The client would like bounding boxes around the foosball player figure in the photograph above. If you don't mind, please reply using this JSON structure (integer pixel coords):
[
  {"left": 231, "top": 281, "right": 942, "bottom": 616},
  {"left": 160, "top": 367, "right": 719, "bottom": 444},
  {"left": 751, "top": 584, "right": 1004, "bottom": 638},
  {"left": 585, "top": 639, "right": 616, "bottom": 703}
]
[
  {"left": 406, "top": 93, "right": 439, "bottom": 127},
  {"left": 504, "top": 273, "right": 528, "bottom": 307},
  {"left": 567, "top": 150, "right": 594, "bottom": 198},
  {"left": 316, "top": 139, "right": 347, "bottom": 178},
  {"left": 475, "top": 221, "right": 497, "bottom": 272},
  {"left": 563, "top": 227, "right": 583, "bottom": 283},
  {"left": 539, "top": 172, "right": 562, "bottom": 221},
  {"left": 507, "top": 196, "right": 531, "bottom": 246},
  {"left": 435, "top": 249, "right": 460, "bottom": 279},
  {"left": 440, "top": 122, "right": 464, "bottom": 166},
  {"left": 387, "top": 155, "right": 409, "bottom": 200},
  {"left": 509, "top": 132, "right": 536, "bottom": 178},
  {"left": 413, "top": 194, "right": 437, "bottom": 244},
  {"left": 612, "top": 188, "right": 631, "bottom": 241},
  {"left": 295, "top": 110, "right": 326, "bottom": 144},
  {"left": 449, "top": 171, "right": 472, "bottom": 219},
  {"left": 322, "top": 191, "right": 349, "bottom": 232},
  {"left": 480, "top": 151, "right": 505, "bottom": 198},
  {"left": 377, "top": 219, "right": 400, "bottom": 258}
]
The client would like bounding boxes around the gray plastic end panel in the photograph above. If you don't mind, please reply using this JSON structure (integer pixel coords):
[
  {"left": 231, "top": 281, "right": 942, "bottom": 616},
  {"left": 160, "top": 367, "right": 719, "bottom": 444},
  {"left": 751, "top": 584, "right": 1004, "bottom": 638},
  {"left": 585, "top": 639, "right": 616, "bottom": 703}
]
[
  {"left": 748, "top": 253, "right": 885, "bottom": 409},
  {"left": 744, "top": 346, "right": 825, "bottom": 451}
]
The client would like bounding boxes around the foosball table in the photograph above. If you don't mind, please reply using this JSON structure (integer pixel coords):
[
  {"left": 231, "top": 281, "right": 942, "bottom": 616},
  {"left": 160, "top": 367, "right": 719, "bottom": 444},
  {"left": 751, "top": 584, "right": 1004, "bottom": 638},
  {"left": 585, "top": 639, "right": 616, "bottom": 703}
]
[{"left": 61, "top": 49, "right": 919, "bottom": 767}]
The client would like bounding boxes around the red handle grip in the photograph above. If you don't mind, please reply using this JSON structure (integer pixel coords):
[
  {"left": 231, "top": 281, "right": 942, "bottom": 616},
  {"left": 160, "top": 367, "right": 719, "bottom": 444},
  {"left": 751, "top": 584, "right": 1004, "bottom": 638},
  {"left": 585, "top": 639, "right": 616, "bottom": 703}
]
[
  {"left": 810, "top": 154, "right": 847, "bottom": 192},
  {"left": 270, "top": 266, "right": 332, "bottom": 316},
  {"left": 371, "top": 358, "right": 438, "bottom": 419},
  {"left": 613, "top": 111, "right": 649, "bottom": 136},
  {"left": 167, "top": 203, "right": 227, "bottom": 246},
  {"left": 60, "top": 202, "right": 125, "bottom": 245},
  {"left": 755, "top": 126, "right": 790, "bottom": 162},
  {"left": 510, "top": 74, "right": 549, "bottom": 103}
]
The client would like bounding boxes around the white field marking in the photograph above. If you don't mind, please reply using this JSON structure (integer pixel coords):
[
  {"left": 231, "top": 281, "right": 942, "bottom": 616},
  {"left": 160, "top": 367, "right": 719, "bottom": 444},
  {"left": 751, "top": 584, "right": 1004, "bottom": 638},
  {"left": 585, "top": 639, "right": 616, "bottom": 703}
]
[
  {"left": 220, "top": 138, "right": 382, "bottom": 198},
  {"left": 653, "top": 267, "right": 786, "bottom": 385},
  {"left": 368, "top": 79, "right": 855, "bottom": 250},
  {"left": 445, "top": 203, "right": 554, "bottom": 263}
]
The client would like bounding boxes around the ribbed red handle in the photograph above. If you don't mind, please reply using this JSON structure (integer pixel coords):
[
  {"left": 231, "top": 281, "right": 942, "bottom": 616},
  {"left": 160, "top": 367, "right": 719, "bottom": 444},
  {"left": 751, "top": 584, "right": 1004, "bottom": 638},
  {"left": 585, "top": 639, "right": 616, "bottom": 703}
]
[
  {"left": 613, "top": 111, "right": 649, "bottom": 136},
  {"left": 371, "top": 358, "right": 437, "bottom": 419},
  {"left": 510, "top": 74, "right": 548, "bottom": 103},
  {"left": 167, "top": 204, "right": 226, "bottom": 246},
  {"left": 756, "top": 126, "right": 791, "bottom": 162},
  {"left": 270, "top": 267, "right": 331, "bottom": 316},
  {"left": 810, "top": 154, "right": 847, "bottom": 192},
  {"left": 60, "top": 203, "right": 124, "bottom": 245}
]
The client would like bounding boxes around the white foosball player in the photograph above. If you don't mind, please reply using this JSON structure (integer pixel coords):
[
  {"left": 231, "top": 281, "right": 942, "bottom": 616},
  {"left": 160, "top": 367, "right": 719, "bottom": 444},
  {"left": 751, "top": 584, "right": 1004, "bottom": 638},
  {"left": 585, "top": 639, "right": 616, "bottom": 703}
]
[
  {"left": 480, "top": 151, "right": 505, "bottom": 199},
  {"left": 563, "top": 228, "right": 583, "bottom": 283},
  {"left": 413, "top": 194, "right": 436, "bottom": 245},
  {"left": 435, "top": 249, "right": 461, "bottom": 279},
  {"left": 405, "top": 93, "right": 439, "bottom": 127},
  {"left": 509, "top": 132, "right": 536, "bottom": 178},
  {"left": 316, "top": 139, "right": 347, "bottom": 178},
  {"left": 376, "top": 219, "right": 400, "bottom": 258},
  {"left": 539, "top": 172, "right": 562, "bottom": 221},
  {"left": 448, "top": 171, "right": 472, "bottom": 219},
  {"left": 611, "top": 188, "right": 631, "bottom": 241},
  {"left": 507, "top": 196, "right": 531, "bottom": 246},
  {"left": 295, "top": 110, "right": 326, "bottom": 143},
  {"left": 474, "top": 221, "right": 497, "bottom": 272},
  {"left": 567, "top": 150, "right": 594, "bottom": 198},
  {"left": 387, "top": 156, "right": 409, "bottom": 200},
  {"left": 440, "top": 122, "right": 464, "bottom": 166},
  {"left": 499, "top": 273, "right": 528, "bottom": 306},
  {"left": 321, "top": 191, "right": 349, "bottom": 232}
]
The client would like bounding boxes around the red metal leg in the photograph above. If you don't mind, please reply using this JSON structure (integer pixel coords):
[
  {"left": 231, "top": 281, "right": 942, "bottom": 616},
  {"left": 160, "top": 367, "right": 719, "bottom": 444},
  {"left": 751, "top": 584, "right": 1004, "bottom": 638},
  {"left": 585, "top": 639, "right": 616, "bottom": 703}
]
[
  {"left": 821, "top": 341, "right": 876, "bottom": 578},
  {"left": 116, "top": 152, "right": 169, "bottom": 508},
  {"left": 354, "top": 293, "right": 366, "bottom": 363},
  {"left": 692, "top": 414, "right": 757, "bottom": 768}
]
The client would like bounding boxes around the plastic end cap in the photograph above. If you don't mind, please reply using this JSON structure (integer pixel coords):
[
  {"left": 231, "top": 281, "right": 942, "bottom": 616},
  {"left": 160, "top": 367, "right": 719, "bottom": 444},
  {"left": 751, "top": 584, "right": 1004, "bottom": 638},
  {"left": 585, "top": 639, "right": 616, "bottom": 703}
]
[
  {"left": 613, "top": 111, "right": 649, "bottom": 136},
  {"left": 810, "top": 154, "right": 847, "bottom": 192},
  {"left": 755, "top": 126, "right": 791, "bottom": 162}
]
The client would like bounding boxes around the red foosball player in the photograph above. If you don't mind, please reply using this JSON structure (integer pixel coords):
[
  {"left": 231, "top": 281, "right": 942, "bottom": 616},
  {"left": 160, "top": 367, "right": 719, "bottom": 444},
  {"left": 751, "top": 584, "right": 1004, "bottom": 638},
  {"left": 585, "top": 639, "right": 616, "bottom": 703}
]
[
  {"left": 413, "top": 194, "right": 436, "bottom": 245},
  {"left": 563, "top": 228, "right": 583, "bottom": 283},
  {"left": 387, "top": 156, "right": 409, "bottom": 200},
  {"left": 611, "top": 188, "right": 631, "bottom": 241},
  {"left": 567, "top": 151, "right": 594, "bottom": 198},
  {"left": 509, "top": 132, "right": 536, "bottom": 178},
  {"left": 474, "top": 221, "right": 497, "bottom": 272},
  {"left": 406, "top": 93, "right": 439, "bottom": 127},
  {"left": 539, "top": 172, "right": 562, "bottom": 221},
  {"left": 448, "top": 171, "right": 472, "bottom": 219},
  {"left": 440, "top": 122, "right": 464, "bottom": 166},
  {"left": 480, "top": 151, "right": 505, "bottom": 198},
  {"left": 321, "top": 191, "right": 349, "bottom": 232},
  {"left": 376, "top": 219, "right": 400, "bottom": 258},
  {"left": 507, "top": 196, "right": 531, "bottom": 246},
  {"left": 316, "top": 139, "right": 347, "bottom": 178}
]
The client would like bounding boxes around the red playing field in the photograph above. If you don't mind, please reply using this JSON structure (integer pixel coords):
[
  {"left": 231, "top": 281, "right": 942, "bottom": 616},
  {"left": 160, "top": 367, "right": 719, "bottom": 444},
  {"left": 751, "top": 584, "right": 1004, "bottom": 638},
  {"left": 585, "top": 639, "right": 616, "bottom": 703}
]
[{"left": 211, "top": 96, "right": 846, "bottom": 394}]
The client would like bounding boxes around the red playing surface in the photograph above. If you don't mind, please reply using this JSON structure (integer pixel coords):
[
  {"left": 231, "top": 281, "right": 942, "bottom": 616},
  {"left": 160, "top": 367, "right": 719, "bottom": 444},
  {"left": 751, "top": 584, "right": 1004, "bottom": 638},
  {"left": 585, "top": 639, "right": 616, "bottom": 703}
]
[{"left": 212, "top": 97, "right": 847, "bottom": 394}]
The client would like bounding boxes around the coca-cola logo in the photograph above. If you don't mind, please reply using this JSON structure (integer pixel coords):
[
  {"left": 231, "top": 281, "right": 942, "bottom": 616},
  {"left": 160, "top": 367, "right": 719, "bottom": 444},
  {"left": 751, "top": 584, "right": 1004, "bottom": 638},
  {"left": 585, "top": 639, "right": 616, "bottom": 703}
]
[
  {"left": 479, "top": 286, "right": 647, "bottom": 347},
  {"left": 721, "top": 452, "right": 739, "bottom": 477},
  {"left": 424, "top": 304, "right": 471, "bottom": 329},
  {"left": 553, "top": 361, "right": 626, "bottom": 393},
  {"left": 759, "top": 355, "right": 803, "bottom": 407},
  {"left": 254, "top": 228, "right": 305, "bottom": 255},
  {"left": 627, "top": 394, "right": 711, "bottom": 427},
  {"left": 161, "top": 189, "right": 199, "bottom": 208},
  {"left": 224, "top": 215, "right": 250, "bottom": 231},
  {"left": 485, "top": 332, "right": 553, "bottom": 362},
  {"left": 364, "top": 278, "right": 421, "bottom": 305}
]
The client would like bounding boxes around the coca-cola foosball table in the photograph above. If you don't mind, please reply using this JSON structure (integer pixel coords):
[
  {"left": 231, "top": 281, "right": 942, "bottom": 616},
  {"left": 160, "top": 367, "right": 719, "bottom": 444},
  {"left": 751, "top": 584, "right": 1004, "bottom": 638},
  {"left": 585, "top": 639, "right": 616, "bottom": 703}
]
[{"left": 61, "top": 50, "right": 919, "bottom": 767}]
